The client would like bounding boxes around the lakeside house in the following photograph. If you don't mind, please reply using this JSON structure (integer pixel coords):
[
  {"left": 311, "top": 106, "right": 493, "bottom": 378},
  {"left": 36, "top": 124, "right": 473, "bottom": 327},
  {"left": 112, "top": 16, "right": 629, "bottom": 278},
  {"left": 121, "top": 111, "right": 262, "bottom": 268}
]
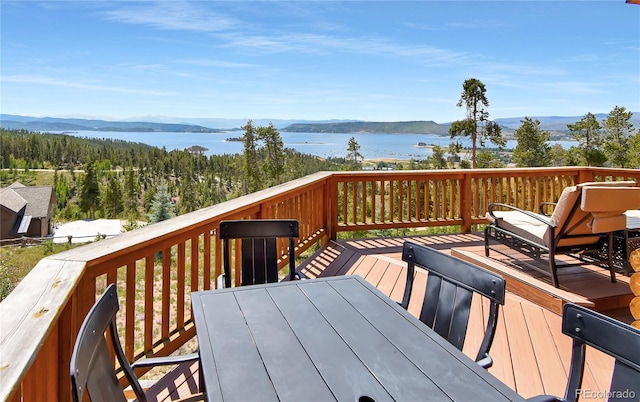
[{"left": 0, "top": 181, "right": 55, "bottom": 242}]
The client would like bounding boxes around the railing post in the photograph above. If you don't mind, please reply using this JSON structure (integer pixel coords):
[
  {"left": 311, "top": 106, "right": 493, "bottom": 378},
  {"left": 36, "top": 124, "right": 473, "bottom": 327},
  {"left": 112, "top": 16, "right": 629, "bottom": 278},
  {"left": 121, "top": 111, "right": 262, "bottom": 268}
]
[
  {"left": 578, "top": 167, "right": 595, "bottom": 184},
  {"left": 56, "top": 292, "right": 77, "bottom": 402},
  {"left": 327, "top": 174, "right": 338, "bottom": 241},
  {"left": 460, "top": 172, "right": 472, "bottom": 233}
]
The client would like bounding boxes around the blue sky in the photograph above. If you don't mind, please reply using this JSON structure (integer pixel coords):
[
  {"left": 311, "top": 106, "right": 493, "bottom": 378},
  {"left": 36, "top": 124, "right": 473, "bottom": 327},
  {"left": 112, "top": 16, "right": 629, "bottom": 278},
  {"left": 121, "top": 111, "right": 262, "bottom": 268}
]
[{"left": 1, "top": 1, "right": 639, "bottom": 124}]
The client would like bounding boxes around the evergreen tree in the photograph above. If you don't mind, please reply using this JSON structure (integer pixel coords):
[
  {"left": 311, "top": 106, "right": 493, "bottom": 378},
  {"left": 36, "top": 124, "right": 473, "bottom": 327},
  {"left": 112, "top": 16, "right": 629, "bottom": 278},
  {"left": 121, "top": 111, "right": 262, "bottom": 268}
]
[
  {"left": 176, "top": 173, "right": 198, "bottom": 214},
  {"left": 101, "top": 176, "right": 124, "bottom": 218},
  {"left": 257, "top": 123, "right": 285, "bottom": 185},
  {"left": 448, "top": 78, "right": 505, "bottom": 168},
  {"left": 602, "top": 106, "right": 635, "bottom": 168},
  {"left": 147, "top": 181, "right": 174, "bottom": 223},
  {"left": 476, "top": 149, "right": 504, "bottom": 168},
  {"left": 628, "top": 132, "right": 640, "bottom": 169},
  {"left": 447, "top": 142, "right": 461, "bottom": 168},
  {"left": 430, "top": 145, "right": 447, "bottom": 169},
  {"left": 78, "top": 161, "right": 100, "bottom": 218},
  {"left": 242, "top": 120, "right": 262, "bottom": 193},
  {"left": 346, "top": 137, "right": 363, "bottom": 170},
  {"left": 123, "top": 167, "right": 139, "bottom": 218},
  {"left": 513, "top": 117, "right": 551, "bottom": 167},
  {"left": 567, "top": 113, "right": 605, "bottom": 166},
  {"left": 548, "top": 144, "right": 568, "bottom": 167}
]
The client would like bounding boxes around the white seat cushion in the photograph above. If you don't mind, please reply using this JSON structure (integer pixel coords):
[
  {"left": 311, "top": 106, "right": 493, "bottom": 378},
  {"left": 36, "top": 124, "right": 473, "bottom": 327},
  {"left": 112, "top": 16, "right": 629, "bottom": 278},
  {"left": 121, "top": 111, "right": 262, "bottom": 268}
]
[{"left": 488, "top": 210, "right": 549, "bottom": 245}]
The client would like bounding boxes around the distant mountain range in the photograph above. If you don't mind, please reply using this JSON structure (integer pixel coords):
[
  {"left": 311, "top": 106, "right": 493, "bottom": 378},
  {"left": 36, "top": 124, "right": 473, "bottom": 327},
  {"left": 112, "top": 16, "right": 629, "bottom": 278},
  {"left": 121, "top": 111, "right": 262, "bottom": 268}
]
[
  {"left": 1, "top": 113, "right": 638, "bottom": 136},
  {"left": 0, "top": 114, "right": 356, "bottom": 132},
  {"left": 0, "top": 114, "right": 223, "bottom": 133}
]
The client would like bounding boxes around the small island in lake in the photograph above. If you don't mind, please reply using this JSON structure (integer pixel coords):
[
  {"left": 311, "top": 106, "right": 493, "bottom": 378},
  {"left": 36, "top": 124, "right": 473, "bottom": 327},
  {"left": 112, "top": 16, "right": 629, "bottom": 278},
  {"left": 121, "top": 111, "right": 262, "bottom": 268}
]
[
  {"left": 185, "top": 145, "right": 209, "bottom": 155},
  {"left": 415, "top": 142, "right": 434, "bottom": 148}
]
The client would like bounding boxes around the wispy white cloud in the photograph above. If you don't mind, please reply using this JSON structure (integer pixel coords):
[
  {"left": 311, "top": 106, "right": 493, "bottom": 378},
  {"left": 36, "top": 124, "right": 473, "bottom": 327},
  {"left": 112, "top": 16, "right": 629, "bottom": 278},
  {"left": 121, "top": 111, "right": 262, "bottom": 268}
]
[
  {"left": 178, "top": 59, "right": 259, "bottom": 69},
  {"left": 102, "top": 1, "right": 237, "bottom": 32},
  {"left": 2, "top": 75, "right": 172, "bottom": 96},
  {"left": 99, "top": 1, "right": 469, "bottom": 66},
  {"left": 217, "top": 30, "right": 470, "bottom": 67},
  {"left": 537, "top": 81, "right": 606, "bottom": 95}
]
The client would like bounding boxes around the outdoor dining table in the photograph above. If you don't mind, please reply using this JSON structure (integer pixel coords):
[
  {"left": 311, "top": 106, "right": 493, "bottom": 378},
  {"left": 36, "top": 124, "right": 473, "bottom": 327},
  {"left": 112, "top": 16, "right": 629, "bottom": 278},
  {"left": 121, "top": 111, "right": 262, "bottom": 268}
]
[{"left": 191, "top": 275, "right": 526, "bottom": 402}]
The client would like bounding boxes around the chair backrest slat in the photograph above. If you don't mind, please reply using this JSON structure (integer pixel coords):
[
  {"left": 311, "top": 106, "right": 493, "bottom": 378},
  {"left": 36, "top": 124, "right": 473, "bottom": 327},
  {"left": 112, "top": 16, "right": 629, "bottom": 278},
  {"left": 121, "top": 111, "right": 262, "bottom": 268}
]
[{"left": 420, "top": 277, "right": 474, "bottom": 350}]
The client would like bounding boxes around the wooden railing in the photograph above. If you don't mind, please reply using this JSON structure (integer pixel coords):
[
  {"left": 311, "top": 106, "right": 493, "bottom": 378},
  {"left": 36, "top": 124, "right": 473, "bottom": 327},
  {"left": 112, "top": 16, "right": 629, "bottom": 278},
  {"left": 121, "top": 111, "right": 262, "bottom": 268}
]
[
  {"left": 2, "top": 167, "right": 639, "bottom": 401},
  {"left": 330, "top": 167, "right": 639, "bottom": 233}
]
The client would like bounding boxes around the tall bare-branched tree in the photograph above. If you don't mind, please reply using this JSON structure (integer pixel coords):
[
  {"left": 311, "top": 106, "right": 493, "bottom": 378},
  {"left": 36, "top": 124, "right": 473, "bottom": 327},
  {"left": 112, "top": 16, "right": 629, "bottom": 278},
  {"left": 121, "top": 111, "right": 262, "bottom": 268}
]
[
  {"left": 448, "top": 78, "right": 505, "bottom": 168},
  {"left": 346, "top": 137, "right": 363, "bottom": 170}
]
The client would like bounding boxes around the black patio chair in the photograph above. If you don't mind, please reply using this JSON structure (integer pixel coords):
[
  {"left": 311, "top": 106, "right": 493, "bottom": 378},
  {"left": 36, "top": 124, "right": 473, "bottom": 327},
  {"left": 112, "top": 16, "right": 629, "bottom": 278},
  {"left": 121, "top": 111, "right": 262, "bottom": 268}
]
[
  {"left": 217, "top": 219, "right": 306, "bottom": 288},
  {"left": 70, "top": 284, "right": 202, "bottom": 402},
  {"left": 528, "top": 303, "right": 640, "bottom": 402},
  {"left": 400, "top": 241, "right": 506, "bottom": 369}
]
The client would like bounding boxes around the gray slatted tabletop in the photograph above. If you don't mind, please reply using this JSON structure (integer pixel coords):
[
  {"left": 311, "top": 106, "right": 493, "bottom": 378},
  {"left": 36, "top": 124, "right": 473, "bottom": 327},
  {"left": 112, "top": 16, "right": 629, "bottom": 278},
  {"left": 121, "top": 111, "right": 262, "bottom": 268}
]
[{"left": 191, "top": 275, "right": 525, "bottom": 402}]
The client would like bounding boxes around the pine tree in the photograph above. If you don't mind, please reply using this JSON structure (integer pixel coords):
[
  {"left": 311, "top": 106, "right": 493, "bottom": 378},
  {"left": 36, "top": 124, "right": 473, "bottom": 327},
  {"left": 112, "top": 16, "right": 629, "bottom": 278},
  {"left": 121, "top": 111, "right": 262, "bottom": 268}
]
[
  {"left": 242, "top": 120, "right": 262, "bottom": 193},
  {"left": 147, "top": 181, "right": 174, "bottom": 223},
  {"left": 513, "top": 118, "right": 551, "bottom": 167},
  {"left": 602, "top": 106, "right": 635, "bottom": 168},
  {"left": 448, "top": 78, "right": 505, "bottom": 168},
  {"left": 78, "top": 161, "right": 100, "bottom": 218},
  {"left": 567, "top": 113, "right": 605, "bottom": 166},
  {"left": 257, "top": 123, "right": 285, "bottom": 185},
  {"left": 346, "top": 137, "right": 363, "bottom": 170},
  {"left": 123, "top": 167, "right": 139, "bottom": 218},
  {"left": 429, "top": 145, "right": 447, "bottom": 169},
  {"left": 101, "top": 176, "right": 124, "bottom": 218}
]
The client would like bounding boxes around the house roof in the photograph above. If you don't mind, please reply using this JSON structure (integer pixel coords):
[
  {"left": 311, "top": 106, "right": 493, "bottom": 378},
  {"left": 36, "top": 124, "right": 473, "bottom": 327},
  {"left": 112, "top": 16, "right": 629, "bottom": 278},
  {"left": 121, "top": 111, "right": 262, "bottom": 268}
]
[
  {"left": 0, "top": 187, "right": 28, "bottom": 213},
  {"left": 0, "top": 183, "right": 54, "bottom": 218}
]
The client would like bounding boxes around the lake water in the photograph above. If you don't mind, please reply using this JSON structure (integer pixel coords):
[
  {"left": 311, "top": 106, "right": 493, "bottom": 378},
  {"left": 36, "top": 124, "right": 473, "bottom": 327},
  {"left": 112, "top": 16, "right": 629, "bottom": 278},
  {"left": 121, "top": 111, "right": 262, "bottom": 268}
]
[{"left": 56, "top": 130, "right": 577, "bottom": 160}]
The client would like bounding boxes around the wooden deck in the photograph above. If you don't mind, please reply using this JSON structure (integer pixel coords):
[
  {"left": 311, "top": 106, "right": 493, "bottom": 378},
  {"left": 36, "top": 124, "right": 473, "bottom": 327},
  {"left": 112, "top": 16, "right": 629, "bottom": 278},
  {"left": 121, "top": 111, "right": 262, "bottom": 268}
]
[{"left": 148, "top": 233, "right": 634, "bottom": 401}]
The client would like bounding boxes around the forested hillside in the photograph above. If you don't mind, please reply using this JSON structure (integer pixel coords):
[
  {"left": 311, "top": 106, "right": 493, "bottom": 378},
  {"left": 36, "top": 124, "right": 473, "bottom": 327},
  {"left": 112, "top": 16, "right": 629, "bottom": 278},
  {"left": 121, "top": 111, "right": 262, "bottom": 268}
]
[
  {"left": 282, "top": 120, "right": 451, "bottom": 135},
  {"left": 0, "top": 129, "right": 344, "bottom": 223}
]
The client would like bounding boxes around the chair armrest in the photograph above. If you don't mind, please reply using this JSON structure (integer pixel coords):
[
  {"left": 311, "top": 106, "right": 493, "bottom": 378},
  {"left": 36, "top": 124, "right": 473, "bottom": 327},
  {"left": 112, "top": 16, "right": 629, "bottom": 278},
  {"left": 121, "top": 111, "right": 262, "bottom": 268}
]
[
  {"left": 131, "top": 352, "right": 199, "bottom": 369},
  {"left": 216, "top": 273, "right": 225, "bottom": 289},
  {"left": 538, "top": 202, "right": 557, "bottom": 216},
  {"left": 294, "top": 270, "right": 308, "bottom": 280},
  {"left": 475, "top": 353, "right": 493, "bottom": 369},
  {"left": 487, "top": 203, "right": 554, "bottom": 226}
]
